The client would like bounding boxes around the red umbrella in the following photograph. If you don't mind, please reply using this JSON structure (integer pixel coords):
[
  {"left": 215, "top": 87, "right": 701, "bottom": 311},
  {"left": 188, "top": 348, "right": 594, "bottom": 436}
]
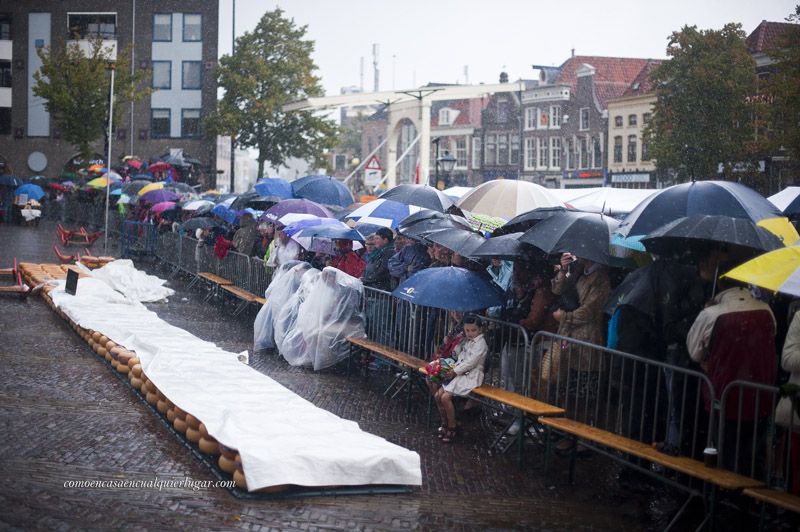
[
  {"left": 127, "top": 159, "right": 143, "bottom": 170},
  {"left": 49, "top": 183, "right": 69, "bottom": 191},
  {"left": 148, "top": 162, "right": 172, "bottom": 173},
  {"left": 150, "top": 201, "right": 178, "bottom": 213}
]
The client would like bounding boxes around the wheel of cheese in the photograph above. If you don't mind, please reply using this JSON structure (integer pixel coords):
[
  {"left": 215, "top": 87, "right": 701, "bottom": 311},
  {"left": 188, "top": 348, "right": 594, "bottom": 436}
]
[
  {"left": 186, "top": 427, "right": 201, "bottom": 443},
  {"left": 106, "top": 340, "right": 116, "bottom": 350},
  {"left": 233, "top": 469, "right": 247, "bottom": 491},
  {"left": 131, "top": 364, "right": 142, "bottom": 378},
  {"left": 138, "top": 379, "right": 148, "bottom": 393},
  {"left": 198, "top": 436, "right": 219, "bottom": 455},
  {"left": 118, "top": 351, "right": 134, "bottom": 366},
  {"left": 127, "top": 356, "right": 140, "bottom": 367},
  {"left": 87, "top": 339, "right": 95, "bottom": 349},
  {"left": 144, "top": 380, "right": 156, "bottom": 394},
  {"left": 173, "top": 417, "right": 188, "bottom": 433},
  {"left": 166, "top": 408, "right": 177, "bottom": 423},
  {"left": 109, "top": 346, "right": 124, "bottom": 360},
  {"left": 116, "top": 363, "right": 130, "bottom": 375},
  {"left": 185, "top": 414, "right": 201, "bottom": 430},
  {"left": 156, "top": 399, "right": 169, "bottom": 414},
  {"left": 145, "top": 391, "right": 158, "bottom": 405},
  {"left": 92, "top": 331, "right": 102, "bottom": 342},
  {"left": 218, "top": 454, "right": 236, "bottom": 474},
  {"left": 199, "top": 423, "right": 209, "bottom": 438},
  {"left": 130, "top": 376, "right": 143, "bottom": 389},
  {"left": 219, "top": 444, "right": 238, "bottom": 460},
  {"left": 99, "top": 335, "right": 108, "bottom": 344},
  {"left": 111, "top": 359, "right": 119, "bottom": 371},
  {"left": 234, "top": 454, "right": 242, "bottom": 470}
]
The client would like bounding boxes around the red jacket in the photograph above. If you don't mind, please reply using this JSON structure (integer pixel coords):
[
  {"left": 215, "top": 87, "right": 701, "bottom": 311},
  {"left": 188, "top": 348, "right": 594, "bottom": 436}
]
[{"left": 330, "top": 251, "right": 365, "bottom": 278}]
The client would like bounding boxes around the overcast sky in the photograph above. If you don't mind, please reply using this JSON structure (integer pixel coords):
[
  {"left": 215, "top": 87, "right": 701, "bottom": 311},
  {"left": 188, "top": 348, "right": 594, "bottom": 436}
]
[{"left": 217, "top": 0, "right": 797, "bottom": 97}]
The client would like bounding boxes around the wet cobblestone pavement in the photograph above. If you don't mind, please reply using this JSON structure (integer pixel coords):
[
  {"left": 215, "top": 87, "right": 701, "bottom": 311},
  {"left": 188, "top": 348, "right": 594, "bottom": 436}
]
[{"left": 1, "top": 221, "right": 698, "bottom": 530}]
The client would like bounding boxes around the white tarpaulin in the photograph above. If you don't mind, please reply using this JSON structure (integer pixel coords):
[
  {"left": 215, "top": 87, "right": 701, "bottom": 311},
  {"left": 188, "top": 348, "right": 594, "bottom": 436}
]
[
  {"left": 76, "top": 259, "right": 175, "bottom": 302},
  {"left": 49, "top": 276, "right": 421, "bottom": 490}
]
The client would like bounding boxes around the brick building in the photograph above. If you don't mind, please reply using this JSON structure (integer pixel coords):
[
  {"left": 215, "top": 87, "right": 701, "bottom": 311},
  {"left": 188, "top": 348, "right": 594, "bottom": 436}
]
[{"left": 0, "top": 1, "right": 218, "bottom": 187}]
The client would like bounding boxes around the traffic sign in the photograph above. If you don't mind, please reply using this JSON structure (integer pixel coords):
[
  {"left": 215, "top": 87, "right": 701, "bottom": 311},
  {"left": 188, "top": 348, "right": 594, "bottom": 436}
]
[
  {"left": 365, "top": 169, "right": 382, "bottom": 186},
  {"left": 364, "top": 155, "right": 382, "bottom": 171}
]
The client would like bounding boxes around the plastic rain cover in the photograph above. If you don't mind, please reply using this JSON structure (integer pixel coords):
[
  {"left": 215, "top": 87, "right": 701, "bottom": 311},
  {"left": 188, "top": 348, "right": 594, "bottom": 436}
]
[
  {"left": 253, "top": 260, "right": 310, "bottom": 351},
  {"left": 274, "top": 267, "right": 320, "bottom": 357}
]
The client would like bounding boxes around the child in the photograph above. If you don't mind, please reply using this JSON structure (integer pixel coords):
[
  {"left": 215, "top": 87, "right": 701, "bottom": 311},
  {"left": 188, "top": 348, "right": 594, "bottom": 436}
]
[{"left": 434, "top": 314, "right": 488, "bottom": 443}]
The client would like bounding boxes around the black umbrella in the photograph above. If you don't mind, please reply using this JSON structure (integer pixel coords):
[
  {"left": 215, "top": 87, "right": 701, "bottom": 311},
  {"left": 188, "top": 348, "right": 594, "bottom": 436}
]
[
  {"left": 469, "top": 232, "right": 535, "bottom": 260},
  {"left": 180, "top": 217, "right": 224, "bottom": 232},
  {"left": 493, "top": 206, "right": 568, "bottom": 236},
  {"left": 397, "top": 209, "right": 472, "bottom": 239},
  {"left": 423, "top": 228, "right": 486, "bottom": 256},
  {"left": 379, "top": 184, "right": 455, "bottom": 212},
  {"left": 520, "top": 211, "right": 619, "bottom": 265},
  {"left": 640, "top": 215, "right": 784, "bottom": 261},
  {"left": 122, "top": 179, "right": 154, "bottom": 196}
]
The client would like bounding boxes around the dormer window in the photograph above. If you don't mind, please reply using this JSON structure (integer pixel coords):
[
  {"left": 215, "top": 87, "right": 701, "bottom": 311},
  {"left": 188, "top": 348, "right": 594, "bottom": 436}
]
[{"left": 439, "top": 107, "right": 453, "bottom": 126}]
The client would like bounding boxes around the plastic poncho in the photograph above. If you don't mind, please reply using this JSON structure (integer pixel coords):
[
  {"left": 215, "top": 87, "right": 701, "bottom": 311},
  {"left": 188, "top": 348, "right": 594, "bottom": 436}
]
[
  {"left": 280, "top": 267, "right": 367, "bottom": 370},
  {"left": 253, "top": 260, "right": 310, "bottom": 351},
  {"left": 275, "top": 268, "right": 320, "bottom": 359}
]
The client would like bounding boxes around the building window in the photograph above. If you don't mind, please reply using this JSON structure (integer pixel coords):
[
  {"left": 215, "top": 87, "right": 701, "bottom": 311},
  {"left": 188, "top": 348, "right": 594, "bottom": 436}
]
[
  {"left": 497, "top": 100, "right": 508, "bottom": 122},
  {"left": 0, "top": 107, "right": 10, "bottom": 135},
  {"left": 183, "top": 14, "right": 202, "bottom": 42},
  {"left": 524, "top": 107, "right": 537, "bottom": 130},
  {"left": 579, "top": 108, "right": 589, "bottom": 131},
  {"left": 641, "top": 140, "right": 650, "bottom": 161},
  {"left": 593, "top": 136, "right": 602, "bottom": 168},
  {"left": 550, "top": 106, "right": 561, "bottom": 129},
  {"left": 579, "top": 137, "right": 588, "bottom": 168},
  {"left": 643, "top": 112, "right": 652, "bottom": 124},
  {"left": 0, "top": 15, "right": 11, "bottom": 41},
  {"left": 151, "top": 109, "right": 170, "bottom": 138},
  {"left": 334, "top": 154, "right": 346, "bottom": 172},
  {"left": 182, "top": 109, "right": 201, "bottom": 138},
  {"left": 497, "top": 134, "right": 509, "bottom": 165},
  {"left": 613, "top": 136, "right": 623, "bottom": 163},
  {"left": 627, "top": 134, "right": 637, "bottom": 162},
  {"left": 628, "top": 114, "right": 638, "bottom": 127},
  {"left": 538, "top": 138, "right": 549, "bottom": 168},
  {"left": 152, "top": 61, "right": 171, "bottom": 89},
  {"left": 153, "top": 14, "right": 172, "bottom": 42},
  {"left": 550, "top": 137, "right": 561, "bottom": 168},
  {"left": 565, "top": 138, "right": 574, "bottom": 170},
  {"left": 485, "top": 134, "right": 496, "bottom": 165},
  {"left": 67, "top": 13, "right": 116, "bottom": 40},
  {"left": 439, "top": 108, "right": 453, "bottom": 126},
  {"left": 455, "top": 138, "right": 467, "bottom": 168},
  {"left": 525, "top": 138, "right": 536, "bottom": 170},
  {"left": 539, "top": 108, "right": 549, "bottom": 129},
  {"left": 182, "top": 61, "right": 201, "bottom": 89},
  {"left": 510, "top": 134, "right": 519, "bottom": 165},
  {"left": 614, "top": 116, "right": 623, "bottom": 128},
  {"left": 0, "top": 60, "right": 10, "bottom": 88},
  {"left": 472, "top": 137, "right": 481, "bottom": 169}
]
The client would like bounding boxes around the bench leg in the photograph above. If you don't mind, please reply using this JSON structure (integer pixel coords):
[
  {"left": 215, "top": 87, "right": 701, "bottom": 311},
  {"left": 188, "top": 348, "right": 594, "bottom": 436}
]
[
  {"left": 233, "top": 300, "right": 248, "bottom": 317},
  {"left": 568, "top": 436, "right": 577, "bottom": 484}
]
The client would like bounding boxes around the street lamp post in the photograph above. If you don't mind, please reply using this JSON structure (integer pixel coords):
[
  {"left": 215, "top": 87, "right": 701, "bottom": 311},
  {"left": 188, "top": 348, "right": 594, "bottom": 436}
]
[
  {"left": 436, "top": 149, "right": 456, "bottom": 190},
  {"left": 103, "top": 62, "right": 116, "bottom": 254},
  {"left": 431, "top": 137, "right": 441, "bottom": 188}
]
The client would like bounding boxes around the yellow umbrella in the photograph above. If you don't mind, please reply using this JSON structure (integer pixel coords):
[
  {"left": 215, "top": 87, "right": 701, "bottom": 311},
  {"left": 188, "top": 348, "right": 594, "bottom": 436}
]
[
  {"left": 137, "top": 181, "right": 165, "bottom": 196},
  {"left": 722, "top": 245, "right": 800, "bottom": 297},
  {"left": 86, "top": 177, "right": 113, "bottom": 189},
  {"left": 756, "top": 216, "right": 799, "bottom": 246}
]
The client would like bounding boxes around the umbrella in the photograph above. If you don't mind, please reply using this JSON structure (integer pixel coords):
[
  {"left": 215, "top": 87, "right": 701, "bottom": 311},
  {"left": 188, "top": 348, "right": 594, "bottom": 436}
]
[
  {"left": 230, "top": 191, "right": 273, "bottom": 211},
  {"left": 722, "top": 245, "right": 800, "bottom": 297},
  {"left": 393, "top": 266, "right": 505, "bottom": 312},
  {"left": 617, "top": 180, "right": 799, "bottom": 245},
  {"left": 768, "top": 186, "right": 800, "bottom": 219},
  {"left": 397, "top": 209, "right": 472, "bottom": 232},
  {"left": 469, "top": 232, "right": 532, "bottom": 260},
  {"left": 282, "top": 216, "right": 338, "bottom": 236},
  {"left": 0, "top": 175, "right": 23, "bottom": 187},
  {"left": 641, "top": 215, "right": 784, "bottom": 261},
  {"left": 48, "top": 183, "right": 69, "bottom": 192},
  {"left": 122, "top": 179, "right": 154, "bottom": 196},
  {"left": 212, "top": 204, "right": 239, "bottom": 224},
  {"left": 291, "top": 174, "right": 354, "bottom": 208},
  {"left": 565, "top": 187, "right": 657, "bottom": 217},
  {"left": 26, "top": 175, "right": 50, "bottom": 185},
  {"left": 150, "top": 201, "right": 178, "bottom": 214},
  {"left": 86, "top": 177, "right": 118, "bottom": 189},
  {"left": 14, "top": 183, "right": 45, "bottom": 200},
  {"left": 140, "top": 189, "right": 180, "bottom": 204},
  {"left": 423, "top": 228, "right": 486, "bottom": 256},
  {"left": 88, "top": 164, "right": 105, "bottom": 173},
  {"left": 148, "top": 162, "right": 172, "bottom": 173},
  {"left": 520, "top": 211, "right": 619, "bottom": 265},
  {"left": 182, "top": 199, "right": 215, "bottom": 211},
  {"left": 126, "top": 159, "right": 143, "bottom": 170},
  {"left": 132, "top": 173, "right": 154, "bottom": 181},
  {"left": 180, "top": 217, "right": 225, "bottom": 233},
  {"left": 164, "top": 182, "right": 195, "bottom": 194},
  {"left": 110, "top": 189, "right": 122, "bottom": 196},
  {"left": 345, "top": 198, "right": 423, "bottom": 228},
  {"left": 463, "top": 212, "right": 507, "bottom": 234},
  {"left": 296, "top": 223, "right": 365, "bottom": 242},
  {"left": 603, "top": 260, "right": 702, "bottom": 318},
  {"left": 378, "top": 184, "right": 454, "bottom": 212},
  {"left": 254, "top": 177, "right": 294, "bottom": 200},
  {"left": 138, "top": 181, "right": 165, "bottom": 196},
  {"left": 118, "top": 193, "right": 132, "bottom": 205},
  {"left": 456, "top": 180, "right": 563, "bottom": 219},
  {"left": 442, "top": 186, "right": 473, "bottom": 201},
  {"left": 493, "top": 206, "right": 568, "bottom": 236},
  {"left": 260, "top": 198, "right": 332, "bottom": 223},
  {"left": 100, "top": 171, "right": 123, "bottom": 181}
]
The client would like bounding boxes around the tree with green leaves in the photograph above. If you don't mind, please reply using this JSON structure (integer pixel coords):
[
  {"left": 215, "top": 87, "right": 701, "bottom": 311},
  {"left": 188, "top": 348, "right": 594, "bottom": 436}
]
[
  {"left": 205, "top": 8, "right": 338, "bottom": 179},
  {"left": 645, "top": 23, "right": 758, "bottom": 182},
  {"left": 763, "top": 6, "right": 800, "bottom": 163},
  {"left": 33, "top": 39, "right": 151, "bottom": 162}
]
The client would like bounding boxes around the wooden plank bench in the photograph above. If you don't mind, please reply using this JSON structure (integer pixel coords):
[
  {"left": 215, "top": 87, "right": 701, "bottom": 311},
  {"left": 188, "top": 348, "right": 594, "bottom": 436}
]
[
  {"left": 188, "top": 272, "right": 233, "bottom": 301},
  {"left": 743, "top": 486, "right": 800, "bottom": 530},
  {"left": 220, "top": 284, "right": 264, "bottom": 316},
  {"left": 539, "top": 416, "right": 765, "bottom": 529}
]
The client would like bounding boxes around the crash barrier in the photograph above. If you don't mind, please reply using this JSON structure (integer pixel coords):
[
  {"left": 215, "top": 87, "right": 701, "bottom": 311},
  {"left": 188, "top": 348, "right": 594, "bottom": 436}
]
[{"left": 718, "top": 380, "right": 800, "bottom": 521}]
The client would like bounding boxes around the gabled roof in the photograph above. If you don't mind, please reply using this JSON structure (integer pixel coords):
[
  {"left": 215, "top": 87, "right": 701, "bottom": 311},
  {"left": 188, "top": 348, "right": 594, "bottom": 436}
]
[
  {"left": 746, "top": 20, "right": 799, "bottom": 53},
  {"left": 555, "top": 55, "right": 652, "bottom": 107},
  {"left": 621, "top": 59, "right": 662, "bottom": 97},
  {"left": 432, "top": 97, "right": 489, "bottom": 127}
]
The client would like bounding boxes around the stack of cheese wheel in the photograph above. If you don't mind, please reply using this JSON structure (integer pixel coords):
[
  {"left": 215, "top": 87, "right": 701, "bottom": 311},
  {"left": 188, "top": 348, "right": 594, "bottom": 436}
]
[
  {"left": 218, "top": 444, "right": 238, "bottom": 475},
  {"left": 172, "top": 405, "right": 188, "bottom": 434},
  {"left": 185, "top": 414, "right": 202, "bottom": 444},
  {"left": 198, "top": 423, "right": 219, "bottom": 455}
]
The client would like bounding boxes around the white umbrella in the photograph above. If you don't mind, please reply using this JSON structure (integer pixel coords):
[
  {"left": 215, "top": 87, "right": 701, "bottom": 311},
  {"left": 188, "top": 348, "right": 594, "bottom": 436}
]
[
  {"left": 182, "top": 199, "right": 215, "bottom": 211},
  {"left": 345, "top": 198, "right": 423, "bottom": 228},
  {"left": 456, "top": 180, "right": 563, "bottom": 219},
  {"left": 442, "top": 186, "right": 473, "bottom": 200}
]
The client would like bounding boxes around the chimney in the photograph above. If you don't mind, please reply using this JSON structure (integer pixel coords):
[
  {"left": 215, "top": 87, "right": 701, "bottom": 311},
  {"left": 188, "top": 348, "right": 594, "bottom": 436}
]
[
  {"left": 571, "top": 48, "right": 575, "bottom": 58},
  {"left": 499, "top": 71, "right": 508, "bottom": 83}
]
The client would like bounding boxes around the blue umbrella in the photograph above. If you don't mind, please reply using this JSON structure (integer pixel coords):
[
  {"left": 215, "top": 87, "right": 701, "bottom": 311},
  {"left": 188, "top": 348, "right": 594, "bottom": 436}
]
[
  {"left": 254, "top": 177, "right": 294, "bottom": 200},
  {"left": 0, "top": 175, "right": 23, "bottom": 187},
  {"left": 297, "top": 224, "right": 365, "bottom": 242},
  {"left": 282, "top": 216, "right": 338, "bottom": 236},
  {"left": 110, "top": 188, "right": 122, "bottom": 196},
  {"left": 212, "top": 204, "right": 239, "bottom": 224},
  {"left": 291, "top": 174, "right": 354, "bottom": 208},
  {"left": 15, "top": 183, "right": 46, "bottom": 200},
  {"left": 260, "top": 198, "right": 332, "bottom": 223},
  {"left": 393, "top": 266, "right": 505, "bottom": 312},
  {"left": 346, "top": 199, "right": 423, "bottom": 228}
]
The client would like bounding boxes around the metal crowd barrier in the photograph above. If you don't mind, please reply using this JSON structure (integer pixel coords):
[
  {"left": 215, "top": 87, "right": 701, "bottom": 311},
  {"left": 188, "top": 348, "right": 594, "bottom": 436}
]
[
  {"left": 531, "top": 331, "right": 716, "bottom": 460},
  {"left": 120, "top": 221, "right": 158, "bottom": 259}
]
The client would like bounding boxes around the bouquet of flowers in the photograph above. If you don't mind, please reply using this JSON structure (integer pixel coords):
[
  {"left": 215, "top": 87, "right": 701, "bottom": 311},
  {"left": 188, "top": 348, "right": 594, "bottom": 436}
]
[{"left": 424, "top": 357, "right": 456, "bottom": 384}]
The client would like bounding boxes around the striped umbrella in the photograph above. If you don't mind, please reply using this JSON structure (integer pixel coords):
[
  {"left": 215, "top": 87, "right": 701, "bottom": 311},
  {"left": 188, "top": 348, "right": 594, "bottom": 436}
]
[{"left": 345, "top": 198, "right": 423, "bottom": 228}]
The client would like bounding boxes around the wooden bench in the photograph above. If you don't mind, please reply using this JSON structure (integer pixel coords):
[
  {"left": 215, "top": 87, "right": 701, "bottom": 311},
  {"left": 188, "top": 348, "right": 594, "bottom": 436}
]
[
  {"left": 220, "top": 284, "right": 264, "bottom": 316},
  {"left": 188, "top": 272, "right": 233, "bottom": 301},
  {"left": 539, "top": 416, "right": 765, "bottom": 529},
  {"left": 743, "top": 487, "right": 800, "bottom": 529}
]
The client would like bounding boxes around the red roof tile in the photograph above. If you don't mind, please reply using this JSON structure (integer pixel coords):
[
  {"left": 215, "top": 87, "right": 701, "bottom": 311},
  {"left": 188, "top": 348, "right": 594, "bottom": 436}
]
[
  {"left": 554, "top": 55, "right": 653, "bottom": 108},
  {"left": 621, "top": 59, "right": 663, "bottom": 97},
  {"left": 746, "top": 20, "right": 799, "bottom": 53}
]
